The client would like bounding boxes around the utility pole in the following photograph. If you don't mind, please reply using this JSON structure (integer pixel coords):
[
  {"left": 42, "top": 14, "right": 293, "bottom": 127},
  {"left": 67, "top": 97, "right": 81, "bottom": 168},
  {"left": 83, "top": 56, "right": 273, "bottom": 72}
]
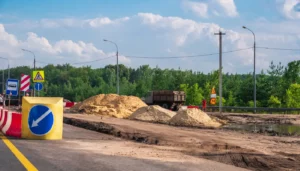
[
  {"left": 103, "top": 39, "right": 119, "bottom": 95},
  {"left": 214, "top": 30, "right": 225, "bottom": 114}
]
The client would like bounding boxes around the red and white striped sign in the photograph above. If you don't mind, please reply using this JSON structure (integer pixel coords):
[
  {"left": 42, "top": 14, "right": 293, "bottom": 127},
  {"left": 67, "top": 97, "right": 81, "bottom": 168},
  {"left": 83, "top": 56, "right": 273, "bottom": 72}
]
[{"left": 20, "top": 74, "right": 30, "bottom": 92}]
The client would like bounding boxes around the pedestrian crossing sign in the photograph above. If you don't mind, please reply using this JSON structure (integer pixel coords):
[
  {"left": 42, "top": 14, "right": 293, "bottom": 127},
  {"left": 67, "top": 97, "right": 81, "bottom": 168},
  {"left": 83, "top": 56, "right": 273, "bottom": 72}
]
[{"left": 33, "top": 70, "right": 45, "bottom": 82}]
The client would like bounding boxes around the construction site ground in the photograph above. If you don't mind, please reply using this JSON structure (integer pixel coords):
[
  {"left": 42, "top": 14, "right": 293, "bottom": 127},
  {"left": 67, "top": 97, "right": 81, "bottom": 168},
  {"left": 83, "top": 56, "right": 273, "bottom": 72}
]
[
  {"left": 208, "top": 112, "right": 300, "bottom": 125},
  {"left": 64, "top": 113, "right": 300, "bottom": 171}
]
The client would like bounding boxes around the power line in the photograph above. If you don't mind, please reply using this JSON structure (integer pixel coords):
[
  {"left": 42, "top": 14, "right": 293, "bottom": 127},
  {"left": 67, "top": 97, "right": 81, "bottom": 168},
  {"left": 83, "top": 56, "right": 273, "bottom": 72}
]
[
  {"left": 72, "top": 56, "right": 113, "bottom": 65},
  {"left": 36, "top": 60, "right": 52, "bottom": 64},
  {"left": 257, "top": 47, "right": 300, "bottom": 51},
  {"left": 35, "top": 57, "right": 113, "bottom": 65},
  {"left": 8, "top": 46, "right": 300, "bottom": 66},
  {"left": 124, "top": 47, "right": 253, "bottom": 59}
]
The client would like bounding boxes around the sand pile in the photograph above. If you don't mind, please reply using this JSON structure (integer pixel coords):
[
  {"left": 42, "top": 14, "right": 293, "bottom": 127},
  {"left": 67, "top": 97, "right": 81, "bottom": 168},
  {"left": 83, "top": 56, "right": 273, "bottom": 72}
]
[
  {"left": 129, "top": 105, "right": 176, "bottom": 124},
  {"left": 169, "top": 108, "right": 222, "bottom": 128},
  {"left": 70, "top": 94, "right": 147, "bottom": 118}
]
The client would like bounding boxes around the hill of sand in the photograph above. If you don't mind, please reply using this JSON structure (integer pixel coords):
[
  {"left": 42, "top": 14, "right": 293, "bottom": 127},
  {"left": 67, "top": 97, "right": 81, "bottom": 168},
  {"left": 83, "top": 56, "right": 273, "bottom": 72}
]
[
  {"left": 70, "top": 94, "right": 147, "bottom": 118},
  {"left": 169, "top": 108, "right": 222, "bottom": 128},
  {"left": 129, "top": 105, "right": 176, "bottom": 124}
]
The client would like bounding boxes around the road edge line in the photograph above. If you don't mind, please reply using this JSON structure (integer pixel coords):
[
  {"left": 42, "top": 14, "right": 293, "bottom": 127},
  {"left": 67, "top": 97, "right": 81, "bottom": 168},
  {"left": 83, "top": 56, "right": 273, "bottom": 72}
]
[{"left": 1, "top": 134, "right": 38, "bottom": 171}]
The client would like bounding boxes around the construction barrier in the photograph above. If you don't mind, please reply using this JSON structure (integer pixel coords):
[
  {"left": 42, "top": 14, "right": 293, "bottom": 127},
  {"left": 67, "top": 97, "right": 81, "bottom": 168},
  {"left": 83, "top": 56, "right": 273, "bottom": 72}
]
[
  {"left": 187, "top": 106, "right": 199, "bottom": 109},
  {"left": 63, "top": 101, "right": 77, "bottom": 108},
  {"left": 65, "top": 102, "right": 76, "bottom": 108},
  {"left": 0, "top": 107, "right": 22, "bottom": 138},
  {"left": 22, "top": 97, "right": 63, "bottom": 140}
]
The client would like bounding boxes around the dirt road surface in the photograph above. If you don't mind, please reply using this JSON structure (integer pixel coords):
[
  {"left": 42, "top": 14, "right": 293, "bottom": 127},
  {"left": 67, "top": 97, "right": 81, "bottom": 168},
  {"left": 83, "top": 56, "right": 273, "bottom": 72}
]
[
  {"left": 209, "top": 112, "right": 300, "bottom": 125},
  {"left": 1, "top": 124, "right": 247, "bottom": 171},
  {"left": 64, "top": 114, "right": 300, "bottom": 171}
]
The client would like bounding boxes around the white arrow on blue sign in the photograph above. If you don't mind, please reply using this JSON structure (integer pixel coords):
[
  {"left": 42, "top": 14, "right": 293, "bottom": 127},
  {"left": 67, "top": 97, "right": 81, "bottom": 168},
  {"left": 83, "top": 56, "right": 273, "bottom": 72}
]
[
  {"left": 34, "top": 82, "right": 43, "bottom": 91},
  {"left": 28, "top": 105, "right": 54, "bottom": 136}
]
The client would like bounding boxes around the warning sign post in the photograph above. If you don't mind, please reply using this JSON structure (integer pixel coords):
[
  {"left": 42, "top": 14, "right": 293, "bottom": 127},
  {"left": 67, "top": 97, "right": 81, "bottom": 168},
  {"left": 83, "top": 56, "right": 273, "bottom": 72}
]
[
  {"left": 210, "top": 87, "right": 216, "bottom": 105},
  {"left": 32, "top": 70, "right": 45, "bottom": 83}
]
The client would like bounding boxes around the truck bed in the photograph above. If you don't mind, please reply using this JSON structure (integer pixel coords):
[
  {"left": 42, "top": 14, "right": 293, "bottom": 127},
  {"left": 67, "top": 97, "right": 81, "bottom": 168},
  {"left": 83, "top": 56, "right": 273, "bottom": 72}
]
[{"left": 152, "top": 90, "right": 185, "bottom": 102}]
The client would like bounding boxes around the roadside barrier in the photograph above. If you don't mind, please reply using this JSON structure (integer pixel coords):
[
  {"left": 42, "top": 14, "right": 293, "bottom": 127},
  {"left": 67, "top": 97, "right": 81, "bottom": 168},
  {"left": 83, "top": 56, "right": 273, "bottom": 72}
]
[
  {"left": 22, "top": 97, "right": 63, "bottom": 140},
  {"left": 0, "top": 107, "right": 22, "bottom": 138},
  {"left": 63, "top": 102, "right": 77, "bottom": 108},
  {"left": 0, "top": 96, "right": 64, "bottom": 140},
  {"left": 187, "top": 106, "right": 199, "bottom": 109}
]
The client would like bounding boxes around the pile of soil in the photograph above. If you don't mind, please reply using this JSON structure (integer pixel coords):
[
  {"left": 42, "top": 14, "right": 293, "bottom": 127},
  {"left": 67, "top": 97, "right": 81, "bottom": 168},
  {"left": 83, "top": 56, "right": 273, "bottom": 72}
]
[
  {"left": 169, "top": 108, "right": 222, "bottom": 128},
  {"left": 70, "top": 94, "right": 147, "bottom": 118},
  {"left": 129, "top": 105, "right": 176, "bottom": 124}
]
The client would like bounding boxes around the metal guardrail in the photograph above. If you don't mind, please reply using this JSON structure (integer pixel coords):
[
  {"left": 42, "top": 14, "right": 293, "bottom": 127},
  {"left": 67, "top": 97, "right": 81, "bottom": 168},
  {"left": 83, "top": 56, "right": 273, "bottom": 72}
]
[{"left": 200, "top": 106, "right": 300, "bottom": 114}]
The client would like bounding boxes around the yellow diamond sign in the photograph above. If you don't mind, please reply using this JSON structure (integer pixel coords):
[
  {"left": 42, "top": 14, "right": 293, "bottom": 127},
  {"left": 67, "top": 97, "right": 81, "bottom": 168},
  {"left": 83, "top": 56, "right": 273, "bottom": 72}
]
[{"left": 33, "top": 70, "right": 45, "bottom": 82}]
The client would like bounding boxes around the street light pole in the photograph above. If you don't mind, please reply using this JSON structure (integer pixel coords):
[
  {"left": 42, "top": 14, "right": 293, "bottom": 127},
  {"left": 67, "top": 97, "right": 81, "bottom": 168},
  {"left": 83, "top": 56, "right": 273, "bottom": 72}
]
[
  {"left": 22, "top": 49, "right": 36, "bottom": 70},
  {"left": 22, "top": 49, "right": 36, "bottom": 97},
  {"left": 243, "top": 26, "right": 256, "bottom": 113},
  {"left": 0, "top": 57, "right": 10, "bottom": 94},
  {"left": 103, "top": 39, "right": 119, "bottom": 95}
]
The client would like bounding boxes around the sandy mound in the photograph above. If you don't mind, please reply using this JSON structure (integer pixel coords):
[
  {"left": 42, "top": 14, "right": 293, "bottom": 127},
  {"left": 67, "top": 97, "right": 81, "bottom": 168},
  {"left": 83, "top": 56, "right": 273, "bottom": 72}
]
[
  {"left": 70, "top": 94, "right": 147, "bottom": 118},
  {"left": 129, "top": 105, "right": 176, "bottom": 124},
  {"left": 169, "top": 108, "right": 222, "bottom": 128}
]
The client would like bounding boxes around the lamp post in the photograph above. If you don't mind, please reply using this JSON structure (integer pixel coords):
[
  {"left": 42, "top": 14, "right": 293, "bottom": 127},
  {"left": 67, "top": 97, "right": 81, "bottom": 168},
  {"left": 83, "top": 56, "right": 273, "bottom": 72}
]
[
  {"left": 103, "top": 39, "right": 119, "bottom": 95},
  {"left": 0, "top": 57, "right": 10, "bottom": 94},
  {"left": 21, "top": 49, "right": 36, "bottom": 70},
  {"left": 243, "top": 26, "right": 256, "bottom": 112},
  {"left": 22, "top": 48, "right": 36, "bottom": 97},
  {"left": 0, "top": 57, "right": 10, "bottom": 78}
]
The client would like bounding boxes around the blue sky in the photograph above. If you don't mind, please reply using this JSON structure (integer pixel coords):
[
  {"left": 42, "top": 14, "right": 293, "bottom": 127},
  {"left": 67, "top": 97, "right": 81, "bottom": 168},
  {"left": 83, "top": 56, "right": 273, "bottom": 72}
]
[{"left": 0, "top": 0, "right": 299, "bottom": 73}]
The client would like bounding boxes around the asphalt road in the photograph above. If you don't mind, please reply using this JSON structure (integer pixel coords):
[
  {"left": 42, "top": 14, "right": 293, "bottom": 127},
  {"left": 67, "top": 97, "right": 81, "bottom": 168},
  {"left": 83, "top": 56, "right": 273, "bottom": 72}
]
[{"left": 0, "top": 124, "right": 248, "bottom": 171}]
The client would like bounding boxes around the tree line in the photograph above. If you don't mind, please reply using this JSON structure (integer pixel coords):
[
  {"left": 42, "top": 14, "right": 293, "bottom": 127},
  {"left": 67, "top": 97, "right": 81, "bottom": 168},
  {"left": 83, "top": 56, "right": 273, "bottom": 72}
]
[{"left": 1, "top": 60, "right": 300, "bottom": 108}]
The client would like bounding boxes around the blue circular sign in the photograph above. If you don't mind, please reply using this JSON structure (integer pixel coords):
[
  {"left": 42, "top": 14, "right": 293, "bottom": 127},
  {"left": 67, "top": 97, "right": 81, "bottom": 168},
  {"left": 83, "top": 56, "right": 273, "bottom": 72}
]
[
  {"left": 34, "top": 82, "right": 43, "bottom": 91},
  {"left": 28, "top": 105, "right": 54, "bottom": 136}
]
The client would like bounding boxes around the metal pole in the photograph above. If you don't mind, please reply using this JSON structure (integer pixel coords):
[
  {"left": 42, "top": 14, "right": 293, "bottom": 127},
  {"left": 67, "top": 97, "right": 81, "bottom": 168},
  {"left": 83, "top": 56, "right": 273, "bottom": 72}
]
[
  {"left": 103, "top": 39, "right": 119, "bottom": 95},
  {"left": 254, "top": 39, "right": 256, "bottom": 113},
  {"left": 242, "top": 26, "right": 256, "bottom": 113},
  {"left": 0, "top": 57, "right": 9, "bottom": 91},
  {"left": 220, "top": 31, "right": 222, "bottom": 114},
  {"left": 22, "top": 49, "right": 36, "bottom": 97},
  {"left": 2, "top": 68, "right": 4, "bottom": 94},
  {"left": 117, "top": 50, "right": 119, "bottom": 95},
  {"left": 214, "top": 30, "right": 225, "bottom": 114},
  {"left": 8, "top": 63, "right": 10, "bottom": 79}
]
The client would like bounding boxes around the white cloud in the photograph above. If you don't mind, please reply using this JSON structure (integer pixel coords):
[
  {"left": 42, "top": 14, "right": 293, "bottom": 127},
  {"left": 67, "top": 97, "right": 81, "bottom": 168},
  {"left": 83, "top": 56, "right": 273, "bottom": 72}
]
[
  {"left": 280, "top": 0, "right": 300, "bottom": 19},
  {"left": 0, "top": 24, "right": 130, "bottom": 66},
  {"left": 0, "top": 24, "right": 21, "bottom": 57},
  {"left": 215, "top": 0, "right": 238, "bottom": 17},
  {"left": 5, "top": 16, "right": 130, "bottom": 29},
  {"left": 182, "top": 0, "right": 238, "bottom": 18},
  {"left": 138, "top": 13, "right": 220, "bottom": 46},
  {"left": 182, "top": 0, "right": 208, "bottom": 18},
  {"left": 87, "top": 17, "right": 130, "bottom": 28},
  {"left": 1, "top": 12, "right": 300, "bottom": 73}
]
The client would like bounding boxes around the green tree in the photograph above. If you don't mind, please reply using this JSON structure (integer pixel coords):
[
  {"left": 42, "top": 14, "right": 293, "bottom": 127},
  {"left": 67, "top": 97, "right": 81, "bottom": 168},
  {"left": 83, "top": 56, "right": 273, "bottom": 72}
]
[
  {"left": 286, "top": 84, "right": 300, "bottom": 108},
  {"left": 216, "top": 96, "right": 226, "bottom": 106},
  {"left": 226, "top": 91, "right": 235, "bottom": 106},
  {"left": 268, "top": 95, "right": 281, "bottom": 108}
]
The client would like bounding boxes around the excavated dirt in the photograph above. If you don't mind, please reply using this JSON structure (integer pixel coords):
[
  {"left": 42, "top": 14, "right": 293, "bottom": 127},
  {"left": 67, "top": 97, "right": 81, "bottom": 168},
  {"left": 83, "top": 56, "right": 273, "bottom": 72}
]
[
  {"left": 129, "top": 105, "right": 176, "bottom": 124},
  {"left": 64, "top": 114, "right": 300, "bottom": 171},
  {"left": 169, "top": 108, "right": 223, "bottom": 128},
  {"left": 210, "top": 113, "right": 300, "bottom": 125},
  {"left": 70, "top": 94, "right": 147, "bottom": 118}
]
